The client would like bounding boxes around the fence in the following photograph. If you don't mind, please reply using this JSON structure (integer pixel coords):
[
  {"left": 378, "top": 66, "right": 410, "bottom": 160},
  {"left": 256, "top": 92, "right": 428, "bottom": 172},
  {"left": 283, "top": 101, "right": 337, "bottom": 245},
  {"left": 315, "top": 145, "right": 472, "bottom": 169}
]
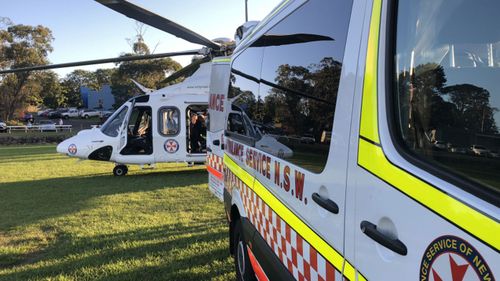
[{"left": 5, "top": 125, "right": 72, "bottom": 133}]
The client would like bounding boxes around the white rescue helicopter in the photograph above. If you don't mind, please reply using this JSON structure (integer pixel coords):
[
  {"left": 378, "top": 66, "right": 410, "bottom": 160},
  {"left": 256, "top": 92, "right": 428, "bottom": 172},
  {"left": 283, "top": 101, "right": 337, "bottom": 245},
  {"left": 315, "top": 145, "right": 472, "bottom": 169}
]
[
  {"left": 0, "top": 0, "right": 292, "bottom": 176},
  {"left": 56, "top": 63, "right": 211, "bottom": 176}
]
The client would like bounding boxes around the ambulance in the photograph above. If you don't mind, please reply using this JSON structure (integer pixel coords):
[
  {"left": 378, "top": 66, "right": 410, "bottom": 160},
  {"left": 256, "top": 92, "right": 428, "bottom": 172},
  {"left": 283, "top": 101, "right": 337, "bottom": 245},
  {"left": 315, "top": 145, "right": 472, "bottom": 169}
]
[{"left": 207, "top": 0, "right": 500, "bottom": 280}]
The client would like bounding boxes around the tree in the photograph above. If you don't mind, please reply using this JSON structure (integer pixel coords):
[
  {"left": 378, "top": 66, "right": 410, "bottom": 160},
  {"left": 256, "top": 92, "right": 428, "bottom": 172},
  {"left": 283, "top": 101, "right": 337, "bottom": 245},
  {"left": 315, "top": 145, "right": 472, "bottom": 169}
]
[
  {"left": 396, "top": 63, "right": 448, "bottom": 148},
  {"left": 36, "top": 71, "right": 65, "bottom": 109},
  {"left": 260, "top": 57, "right": 342, "bottom": 137},
  {"left": 396, "top": 63, "right": 498, "bottom": 150},
  {"left": 61, "top": 69, "right": 115, "bottom": 107},
  {"left": 61, "top": 70, "right": 95, "bottom": 108},
  {"left": 0, "top": 21, "right": 54, "bottom": 119},
  {"left": 443, "top": 84, "right": 498, "bottom": 134},
  {"left": 111, "top": 30, "right": 181, "bottom": 107}
]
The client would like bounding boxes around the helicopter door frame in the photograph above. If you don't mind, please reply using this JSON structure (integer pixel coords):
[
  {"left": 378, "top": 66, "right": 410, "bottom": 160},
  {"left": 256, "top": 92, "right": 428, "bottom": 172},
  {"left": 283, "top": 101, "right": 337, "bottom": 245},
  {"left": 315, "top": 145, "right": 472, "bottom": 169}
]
[
  {"left": 120, "top": 105, "right": 154, "bottom": 155},
  {"left": 185, "top": 102, "right": 208, "bottom": 157}
]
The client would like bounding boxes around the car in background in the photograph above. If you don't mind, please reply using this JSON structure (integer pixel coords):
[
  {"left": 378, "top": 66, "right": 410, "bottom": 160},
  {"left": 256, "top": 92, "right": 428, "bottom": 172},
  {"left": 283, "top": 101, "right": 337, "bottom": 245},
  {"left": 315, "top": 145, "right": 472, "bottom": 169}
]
[
  {"left": 300, "top": 133, "right": 316, "bottom": 144},
  {"left": 432, "top": 140, "right": 447, "bottom": 150},
  {"left": 100, "top": 111, "right": 115, "bottom": 123},
  {"left": 39, "top": 120, "right": 57, "bottom": 132},
  {"left": 20, "top": 113, "right": 34, "bottom": 123},
  {"left": 99, "top": 110, "right": 114, "bottom": 118},
  {"left": 37, "top": 109, "right": 52, "bottom": 117},
  {"left": 0, "top": 120, "right": 7, "bottom": 132},
  {"left": 489, "top": 150, "right": 500, "bottom": 158},
  {"left": 470, "top": 144, "right": 489, "bottom": 156},
  {"left": 47, "top": 110, "right": 63, "bottom": 119},
  {"left": 79, "top": 109, "right": 101, "bottom": 119},
  {"left": 61, "top": 108, "right": 80, "bottom": 119},
  {"left": 450, "top": 146, "right": 467, "bottom": 154}
]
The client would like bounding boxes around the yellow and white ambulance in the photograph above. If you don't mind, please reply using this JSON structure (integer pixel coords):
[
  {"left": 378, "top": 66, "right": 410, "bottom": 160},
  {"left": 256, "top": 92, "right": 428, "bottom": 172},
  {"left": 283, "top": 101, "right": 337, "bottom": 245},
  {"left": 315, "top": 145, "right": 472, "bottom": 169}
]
[{"left": 207, "top": 0, "right": 500, "bottom": 280}]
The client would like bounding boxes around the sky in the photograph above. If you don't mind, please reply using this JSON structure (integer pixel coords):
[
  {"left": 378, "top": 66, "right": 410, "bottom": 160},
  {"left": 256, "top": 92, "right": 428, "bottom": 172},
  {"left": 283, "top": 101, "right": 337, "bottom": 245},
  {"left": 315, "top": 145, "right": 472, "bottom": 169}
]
[{"left": 1, "top": 0, "right": 282, "bottom": 77}]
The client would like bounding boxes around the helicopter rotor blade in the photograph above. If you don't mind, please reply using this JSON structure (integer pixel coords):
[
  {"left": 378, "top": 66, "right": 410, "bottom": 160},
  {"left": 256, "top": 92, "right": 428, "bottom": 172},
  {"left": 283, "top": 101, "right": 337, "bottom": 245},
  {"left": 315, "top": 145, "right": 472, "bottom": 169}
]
[
  {"left": 161, "top": 56, "right": 211, "bottom": 84},
  {"left": 0, "top": 49, "right": 204, "bottom": 74},
  {"left": 96, "top": 0, "right": 220, "bottom": 50}
]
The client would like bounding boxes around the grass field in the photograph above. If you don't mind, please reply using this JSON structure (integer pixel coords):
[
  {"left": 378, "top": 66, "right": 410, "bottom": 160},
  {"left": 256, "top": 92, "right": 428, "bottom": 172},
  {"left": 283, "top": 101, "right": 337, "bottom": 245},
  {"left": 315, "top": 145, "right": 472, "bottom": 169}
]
[{"left": 0, "top": 145, "right": 235, "bottom": 281}]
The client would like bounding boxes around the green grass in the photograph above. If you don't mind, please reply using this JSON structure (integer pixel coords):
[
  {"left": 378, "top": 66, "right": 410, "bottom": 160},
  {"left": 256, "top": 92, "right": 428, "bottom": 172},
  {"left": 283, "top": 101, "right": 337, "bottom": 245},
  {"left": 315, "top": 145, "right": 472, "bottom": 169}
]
[{"left": 0, "top": 145, "right": 235, "bottom": 281}]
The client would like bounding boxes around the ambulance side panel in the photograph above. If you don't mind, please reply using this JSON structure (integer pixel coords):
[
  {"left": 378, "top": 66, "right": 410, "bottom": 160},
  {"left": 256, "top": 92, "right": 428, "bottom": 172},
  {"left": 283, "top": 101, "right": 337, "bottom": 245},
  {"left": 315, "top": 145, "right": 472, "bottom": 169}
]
[{"left": 223, "top": 0, "right": 365, "bottom": 279}]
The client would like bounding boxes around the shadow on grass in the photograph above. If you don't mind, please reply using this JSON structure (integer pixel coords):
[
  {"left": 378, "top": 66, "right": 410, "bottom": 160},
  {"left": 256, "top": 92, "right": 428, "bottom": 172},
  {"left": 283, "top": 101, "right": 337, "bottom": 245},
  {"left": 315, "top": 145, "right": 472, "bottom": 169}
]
[
  {"left": 0, "top": 220, "right": 232, "bottom": 281},
  {"left": 0, "top": 168, "right": 207, "bottom": 231},
  {"left": 0, "top": 156, "right": 67, "bottom": 164},
  {"left": 0, "top": 145, "right": 56, "bottom": 157}
]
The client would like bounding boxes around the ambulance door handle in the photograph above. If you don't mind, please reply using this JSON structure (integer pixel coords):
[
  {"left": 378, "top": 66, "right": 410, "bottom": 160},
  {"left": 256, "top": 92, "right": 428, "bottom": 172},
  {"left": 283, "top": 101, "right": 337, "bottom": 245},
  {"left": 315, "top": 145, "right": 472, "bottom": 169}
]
[
  {"left": 360, "top": 221, "right": 408, "bottom": 256},
  {"left": 206, "top": 147, "right": 212, "bottom": 152},
  {"left": 312, "top": 193, "right": 339, "bottom": 214}
]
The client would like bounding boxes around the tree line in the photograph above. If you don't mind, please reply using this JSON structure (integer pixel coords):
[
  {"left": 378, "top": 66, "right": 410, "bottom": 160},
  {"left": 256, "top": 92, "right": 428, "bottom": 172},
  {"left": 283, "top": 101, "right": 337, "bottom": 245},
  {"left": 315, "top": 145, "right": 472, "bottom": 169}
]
[{"left": 0, "top": 18, "right": 182, "bottom": 120}]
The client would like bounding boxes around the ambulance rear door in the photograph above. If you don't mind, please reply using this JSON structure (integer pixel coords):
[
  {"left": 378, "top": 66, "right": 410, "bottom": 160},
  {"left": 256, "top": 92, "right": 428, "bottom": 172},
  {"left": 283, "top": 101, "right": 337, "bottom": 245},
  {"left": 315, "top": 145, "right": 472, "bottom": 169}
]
[{"left": 207, "top": 57, "right": 231, "bottom": 201}]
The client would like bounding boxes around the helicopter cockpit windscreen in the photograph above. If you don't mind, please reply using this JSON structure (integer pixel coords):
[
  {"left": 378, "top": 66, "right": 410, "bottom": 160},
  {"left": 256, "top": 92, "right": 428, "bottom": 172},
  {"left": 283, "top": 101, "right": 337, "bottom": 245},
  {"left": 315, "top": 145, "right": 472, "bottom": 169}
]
[
  {"left": 101, "top": 106, "right": 129, "bottom": 137},
  {"left": 394, "top": 0, "right": 500, "bottom": 192}
]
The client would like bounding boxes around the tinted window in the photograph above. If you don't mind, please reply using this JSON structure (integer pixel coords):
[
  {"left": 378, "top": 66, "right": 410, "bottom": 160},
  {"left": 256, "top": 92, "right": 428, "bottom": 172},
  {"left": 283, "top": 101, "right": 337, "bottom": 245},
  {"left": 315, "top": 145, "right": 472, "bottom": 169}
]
[
  {"left": 229, "top": 47, "right": 265, "bottom": 143},
  {"left": 230, "top": 0, "right": 352, "bottom": 173},
  {"left": 394, "top": 0, "right": 500, "bottom": 192},
  {"left": 101, "top": 106, "right": 128, "bottom": 137},
  {"left": 159, "top": 107, "right": 179, "bottom": 136}
]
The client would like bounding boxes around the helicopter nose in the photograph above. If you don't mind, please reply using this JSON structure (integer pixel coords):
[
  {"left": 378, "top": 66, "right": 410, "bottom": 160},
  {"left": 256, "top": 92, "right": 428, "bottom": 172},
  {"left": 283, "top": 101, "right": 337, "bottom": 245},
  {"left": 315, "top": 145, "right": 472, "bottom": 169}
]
[{"left": 56, "top": 140, "right": 69, "bottom": 154}]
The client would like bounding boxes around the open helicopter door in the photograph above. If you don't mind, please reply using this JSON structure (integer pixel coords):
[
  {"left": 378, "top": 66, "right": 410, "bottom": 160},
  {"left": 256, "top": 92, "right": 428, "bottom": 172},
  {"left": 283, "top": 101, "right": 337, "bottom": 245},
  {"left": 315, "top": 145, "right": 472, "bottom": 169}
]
[
  {"left": 206, "top": 57, "right": 232, "bottom": 201},
  {"left": 118, "top": 100, "right": 135, "bottom": 154},
  {"left": 115, "top": 98, "right": 155, "bottom": 165}
]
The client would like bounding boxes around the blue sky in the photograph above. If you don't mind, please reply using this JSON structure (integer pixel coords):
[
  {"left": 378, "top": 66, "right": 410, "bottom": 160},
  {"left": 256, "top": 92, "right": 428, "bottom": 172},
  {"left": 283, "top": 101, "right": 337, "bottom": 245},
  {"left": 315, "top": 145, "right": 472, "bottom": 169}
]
[{"left": 2, "top": 0, "right": 281, "bottom": 77}]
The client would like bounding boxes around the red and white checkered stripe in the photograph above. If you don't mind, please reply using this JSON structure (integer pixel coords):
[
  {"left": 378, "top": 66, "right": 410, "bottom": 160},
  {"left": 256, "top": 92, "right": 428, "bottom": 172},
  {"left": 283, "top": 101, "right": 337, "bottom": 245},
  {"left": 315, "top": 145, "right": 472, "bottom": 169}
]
[
  {"left": 206, "top": 154, "right": 223, "bottom": 173},
  {"left": 228, "top": 170, "right": 343, "bottom": 281}
]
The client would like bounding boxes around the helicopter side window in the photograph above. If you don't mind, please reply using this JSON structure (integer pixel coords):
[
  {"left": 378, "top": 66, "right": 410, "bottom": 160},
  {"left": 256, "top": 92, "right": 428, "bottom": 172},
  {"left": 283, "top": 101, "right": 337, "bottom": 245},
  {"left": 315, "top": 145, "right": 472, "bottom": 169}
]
[
  {"left": 101, "top": 106, "right": 128, "bottom": 137},
  {"left": 159, "top": 107, "right": 180, "bottom": 136}
]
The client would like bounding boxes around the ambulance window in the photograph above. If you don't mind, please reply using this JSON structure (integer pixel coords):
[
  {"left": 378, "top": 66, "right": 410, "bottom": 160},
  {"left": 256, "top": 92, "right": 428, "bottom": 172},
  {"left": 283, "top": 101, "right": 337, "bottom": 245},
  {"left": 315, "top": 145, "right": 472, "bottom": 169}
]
[
  {"left": 228, "top": 47, "right": 264, "bottom": 144},
  {"left": 158, "top": 107, "right": 180, "bottom": 136},
  {"left": 101, "top": 106, "right": 128, "bottom": 137},
  {"left": 228, "top": 113, "right": 246, "bottom": 135},
  {"left": 393, "top": 0, "right": 500, "bottom": 195},
  {"left": 256, "top": 0, "right": 353, "bottom": 173}
]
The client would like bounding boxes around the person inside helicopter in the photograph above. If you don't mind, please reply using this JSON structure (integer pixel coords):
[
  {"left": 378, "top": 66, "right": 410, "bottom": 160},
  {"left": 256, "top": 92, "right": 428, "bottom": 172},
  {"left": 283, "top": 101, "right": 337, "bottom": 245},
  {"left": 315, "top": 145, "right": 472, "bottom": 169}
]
[
  {"left": 121, "top": 106, "right": 153, "bottom": 155},
  {"left": 186, "top": 105, "right": 208, "bottom": 153}
]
